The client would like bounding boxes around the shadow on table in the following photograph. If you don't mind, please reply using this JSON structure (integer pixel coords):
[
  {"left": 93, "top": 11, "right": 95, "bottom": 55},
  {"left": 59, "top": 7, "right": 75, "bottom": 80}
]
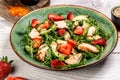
[{"left": 54, "top": 58, "right": 109, "bottom": 80}]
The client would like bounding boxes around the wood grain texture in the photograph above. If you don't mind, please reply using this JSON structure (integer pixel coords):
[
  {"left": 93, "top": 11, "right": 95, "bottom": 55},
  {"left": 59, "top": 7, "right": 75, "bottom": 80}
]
[
  {"left": 0, "top": 0, "right": 50, "bottom": 23},
  {"left": 0, "top": 0, "right": 120, "bottom": 80}
]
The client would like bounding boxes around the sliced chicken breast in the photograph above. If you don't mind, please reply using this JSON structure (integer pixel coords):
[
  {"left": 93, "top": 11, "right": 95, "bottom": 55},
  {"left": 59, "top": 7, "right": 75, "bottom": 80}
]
[
  {"left": 64, "top": 32, "right": 71, "bottom": 40},
  {"left": 54, "top": 20, "right": 68, "bottom": 29},
  {"left": 51, "top": 41, "right": 59, "bottom": 57},
  {"left": 65, "top": 53, "right": 82, "bottom": 64},
  {"left": 87, "top": 26, "right": 96, "bottom": 37},
  {"left": 29, "top": 28, "right": 40, "bottom": 39},
  {"left": 78, "top": 43, "right": 99, "bottom": 53},
  {"left": 36, "top": 46, "right": 49, "bottom": 62},
  {"left": 93, "top": 35, "right": 102, "bottom": 40}
]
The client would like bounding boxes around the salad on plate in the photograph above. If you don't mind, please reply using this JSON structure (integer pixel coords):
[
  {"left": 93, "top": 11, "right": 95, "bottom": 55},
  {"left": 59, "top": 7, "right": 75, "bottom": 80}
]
[{"left": 22, "top": 12, "right": 109, "bottom": 69}]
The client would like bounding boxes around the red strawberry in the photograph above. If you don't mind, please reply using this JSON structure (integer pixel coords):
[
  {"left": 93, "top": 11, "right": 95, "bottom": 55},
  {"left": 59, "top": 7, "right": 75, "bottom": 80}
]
[
  {"left": 0, "top": 56, "right": 13, "bottom": 80},
  {"left": 67, "top": 12, "right": 73, "bottom": 20},
  {"left": 40, "top": 21, "right": 51, "bottom": 29},
  {"left": 48, "top": 14, "right": 64, "bottom": 21},
  {"left": 50, "top": 60, "right": 66, "bottom": 68},
  {"left": 57, "top": 42, "right": 73, "bottom": 55},
  {"left": 67, "top": 39, "right": 76, "bottom": 46},
  {"left": 7, "top": 76, "right": 28, "bottom": 80},
  {"left": 31, "top": 19, "right": 39, "bottom": 28},
  {"left": 91, "top": 38, "right": 106, "bottom": 46},
  {"left": 74, "top": 26, "right": 84, "bottom": 35},
  {"left": 57, "top": 28, "right": 66, "bottom": 36},
  {"left": 32, "top": 38, "right": 42, "bottom": 48}
]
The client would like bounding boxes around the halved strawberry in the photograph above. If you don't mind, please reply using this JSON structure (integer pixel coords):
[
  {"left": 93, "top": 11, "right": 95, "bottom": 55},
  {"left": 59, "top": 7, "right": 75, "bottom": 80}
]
[
  {"left": 31, "top": 19, "right": 39, "bottom": 28},
  {"left": 91, "top": 38, "right": 106, "bottom": 46},
  {"left": 0, "top": 56, "right": 13, "bottom": 80},
  {"left": 50, "top": 60, "right": 66, "bottom": 68},
  {"left": 32, "top": 38, "right": 42, "bottom": 48},
  {"left": 67, "top": 39, "right": 76, "bottom": 46},
  {"left": 74, "top": 26, "right": 84, "bottom": 35},
  {"left": 67, "top": 12, "right": 73, "bottom": 20},
  {"left": 48, "top": 14, "right": 64, "bottom": 21},
  {"left": 57, "top": 42, "right": 73, "bottom": 55},
  {"left": 57, "top": 28, "right": 66, "bottom": 36},
  {"left": 7, "top": 76, "right": 28, "bottom": 80},
  {"left": 40, "top": 21, "right": 51, "bottom": 29}
]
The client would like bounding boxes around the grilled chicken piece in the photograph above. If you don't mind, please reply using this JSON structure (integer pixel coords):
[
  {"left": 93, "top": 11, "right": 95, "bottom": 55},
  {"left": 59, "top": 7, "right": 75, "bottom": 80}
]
[
  {"left": 64, "top": 32, "right": 71, "bottom": 40},
  {"left": 65, "top": 53, "right": 82, "bottom": 64},
  {"left": 57, "top": 40, "right": 67, "bottom": 44},
  {"left": 87, "top": 26, "right": 96, "bottom": 37},
  {"left": 54, "top": 21, "right": 68, "bottom": 29},
  {"left": 73, "top": 15, "right": 88, "bottom": 21},
  {"left": 36, "top": 46, "right": 49, "bottom": 62},
  {"left": 29, "top": 28, "right": 40, "bottom": 39},
  {"left": 82, "top": 21, "right": 89, "bottom": 29},
  {"left": 87, "top": 35, "right": 102, "bottom": 40},
  {"left": 78, "top": 43, "right": 99, "bottom": 53},
  {"left": 93, "top": 35, "right": 102, "bottom": 40},
  {"left": 51, "top": 41, "right": 59, "bottom": 57}
]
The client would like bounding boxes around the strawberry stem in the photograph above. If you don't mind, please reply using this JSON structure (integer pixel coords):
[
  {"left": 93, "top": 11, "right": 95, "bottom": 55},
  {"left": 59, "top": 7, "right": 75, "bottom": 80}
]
[
  {"left": 9, "top": 60, "right": 14, "bottom": 64},
  {"left": 0, "top": 56, "right": 13, "bottom": 64}
]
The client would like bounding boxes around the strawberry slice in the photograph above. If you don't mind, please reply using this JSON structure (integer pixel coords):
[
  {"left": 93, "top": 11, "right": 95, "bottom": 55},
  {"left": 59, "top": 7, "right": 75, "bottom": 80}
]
[
  {"left": 31, "top": 19, "right": 39, "bottom": 28},
  {"left": 32, "top": 38, "right": 42, "bottom": 48},
  {"left": 67, "top": 39, "right": 76, "bottom": 46},
  {"left": 48, "top": 14, "right": 64, "bottom": 21},
  {"left": 74, "top": 26, "right": 84, "bottom": 35},
  {"left": 0, "top": 56, "right": 13, "bottom": 80},
  {"left": 57, "top": 42, "right": 73, "bottom": 55},
  {"left": 67, "top": 12, "right": 73, "bottom": 20},
  {"left": 40, "top": 21, "right": 51, "bottom": 29},
  {"left": 91, "top": 38, "right": 106, "bottom": 46},
  {"left": 50, "top": 60, "right": 66, "bottom": 68},
  {"left": 57, "top": 28, "right": 66, "bottom": 36},
  {"left": 7, "top": 76, "right": 28, "bottom": 80}
]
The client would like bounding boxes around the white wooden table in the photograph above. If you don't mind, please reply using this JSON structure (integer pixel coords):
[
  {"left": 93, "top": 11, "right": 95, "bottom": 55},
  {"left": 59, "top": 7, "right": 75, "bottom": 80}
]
[{"left": 0, "top": 0, "right": 120, "bottom": 80}]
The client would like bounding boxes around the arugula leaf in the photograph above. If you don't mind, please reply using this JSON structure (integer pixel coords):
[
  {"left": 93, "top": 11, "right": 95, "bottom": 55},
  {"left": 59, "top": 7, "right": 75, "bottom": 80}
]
[
  {"left": 66, "top": 20, "right": 74, "bottom": 30},
  {"left": 43, "top": 47, "right": 57, "bottom": 66}
]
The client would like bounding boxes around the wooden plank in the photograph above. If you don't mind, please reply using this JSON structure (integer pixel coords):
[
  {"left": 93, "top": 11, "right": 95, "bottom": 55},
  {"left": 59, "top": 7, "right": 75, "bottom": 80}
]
[{"left": 0, "top": 0, "right": 50, "bottom": 23}]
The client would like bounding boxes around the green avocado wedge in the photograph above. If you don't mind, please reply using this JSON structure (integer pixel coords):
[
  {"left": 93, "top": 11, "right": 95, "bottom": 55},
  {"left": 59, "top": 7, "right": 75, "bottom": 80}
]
[{"left": 10, "top": 5, "right": 118, "bottom": 70}]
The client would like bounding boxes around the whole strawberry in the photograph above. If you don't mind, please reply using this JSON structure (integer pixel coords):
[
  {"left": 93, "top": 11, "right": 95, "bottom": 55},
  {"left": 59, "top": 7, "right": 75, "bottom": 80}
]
[
  {"left": 0, "top": 56, "right": 13, "bottom": 80},
  {"left": 7, "top": 76, "right": 28, "bottom": 80}
]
